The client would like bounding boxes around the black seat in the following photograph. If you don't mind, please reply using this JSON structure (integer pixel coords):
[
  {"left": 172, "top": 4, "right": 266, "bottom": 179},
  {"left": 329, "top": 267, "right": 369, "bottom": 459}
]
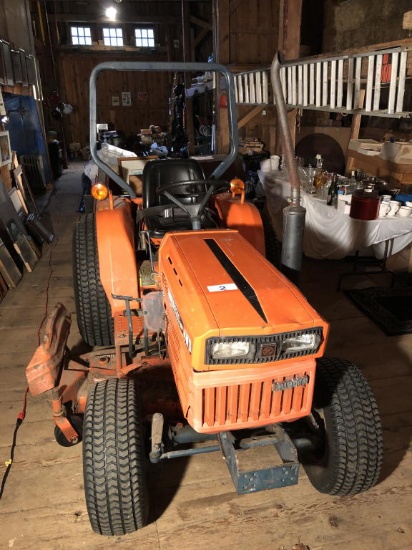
[{"left": 141, "top": 158, "right": 219, "bottom": 235}]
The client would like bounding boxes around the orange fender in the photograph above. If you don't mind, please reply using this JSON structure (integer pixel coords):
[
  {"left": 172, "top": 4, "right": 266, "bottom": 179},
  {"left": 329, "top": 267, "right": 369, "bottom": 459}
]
[
  {"left": 95, "top": 201, "right": 139, "bottom": 314},
  {"left": 213, "top": 193, "right": 265, "bottom": 255}
]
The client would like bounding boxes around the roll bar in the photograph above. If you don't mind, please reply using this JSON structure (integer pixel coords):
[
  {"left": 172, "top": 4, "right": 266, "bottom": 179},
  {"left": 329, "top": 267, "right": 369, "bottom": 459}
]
[{"left": 89, "top": 62, "right": 239, "bottom": 198}]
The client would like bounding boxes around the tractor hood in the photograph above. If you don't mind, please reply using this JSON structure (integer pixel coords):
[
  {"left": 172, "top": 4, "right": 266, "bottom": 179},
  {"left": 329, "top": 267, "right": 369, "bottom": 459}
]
[{"left": 159, "top": 229, "right": 328, "bottom": 371}]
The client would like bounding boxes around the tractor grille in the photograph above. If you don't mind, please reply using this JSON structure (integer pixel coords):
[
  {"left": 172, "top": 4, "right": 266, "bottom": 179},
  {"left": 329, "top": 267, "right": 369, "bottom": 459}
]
[{"left": 201, "top": 370, "right": 312, "bottom": 429}]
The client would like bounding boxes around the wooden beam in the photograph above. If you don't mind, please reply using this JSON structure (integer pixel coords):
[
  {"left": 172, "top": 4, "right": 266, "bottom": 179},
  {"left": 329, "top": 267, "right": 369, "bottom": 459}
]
[
  {"left": 51, "top": 14, "right": 180, "bottom": 24},
  {"left": 345, "top": 89, "right": 365, "bottom": 175},
  {"left": 189, "top": 15, "right": 212, "bottom": 31},
  {"left": 213, "top": 0, "right": 230, "bottom": 64},
  {"left": 278, "top": 0, "right": 302, "bottom": 60},
  {"left": 193, "top": 27, "right": 210, "bottom": 49},
  {"left": 238, "top": 106, "right": 264, "bottom": 129},
  {"left": 230, "top": 0, "right": 245, "bottom": 14},
  {"left": 277, "top": 0, "right": 302, "bottom": 154}
]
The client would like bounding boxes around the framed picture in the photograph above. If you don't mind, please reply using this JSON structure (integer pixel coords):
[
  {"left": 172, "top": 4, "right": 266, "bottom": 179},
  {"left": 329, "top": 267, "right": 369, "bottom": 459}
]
[
  {"left": 25, "top": 55, "right": 36, "bottom": 85},
  {"left": 0, "top": 89, "right": 5, "bottom": 116},
  {"left": 0, "top": 42, "right": 5, "bottom": 85},
  {"left": 0, "top": 131, "right": 11, "bottom": 167},
  {"left": 112, "top": 96, "right": 120, "bottom": 106},
  {"left": 138, "top": 91, "right": 148, "bottom": 101},
  {"left": 2, "top": 41, "right": 14, "bottom": 86},
  {"left": 11, "top": 49, "right": 23, "bottom": 84},
  {"left": 121, "top": 91, "right": 131, "bottom": 107}
]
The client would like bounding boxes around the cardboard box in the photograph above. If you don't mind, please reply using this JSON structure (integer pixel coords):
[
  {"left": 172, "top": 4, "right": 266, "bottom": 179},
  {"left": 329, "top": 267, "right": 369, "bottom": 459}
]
[
  {"left": 380, "top": 142, "right": 412, "bottom": 164},
  {"left": 348, "top": 139, "right": 382, "bottom": 155}
]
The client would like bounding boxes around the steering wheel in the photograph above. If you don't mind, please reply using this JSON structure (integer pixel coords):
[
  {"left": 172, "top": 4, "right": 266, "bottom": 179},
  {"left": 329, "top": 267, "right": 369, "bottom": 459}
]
[{"left": 156, "top": 179, "right": 228, "bottom": 229}]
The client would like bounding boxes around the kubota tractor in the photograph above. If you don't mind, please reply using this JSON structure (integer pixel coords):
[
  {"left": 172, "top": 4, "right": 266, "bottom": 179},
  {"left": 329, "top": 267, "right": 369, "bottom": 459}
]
[{"left": 26, "top": 61, "right": 383, "bottom": 537}]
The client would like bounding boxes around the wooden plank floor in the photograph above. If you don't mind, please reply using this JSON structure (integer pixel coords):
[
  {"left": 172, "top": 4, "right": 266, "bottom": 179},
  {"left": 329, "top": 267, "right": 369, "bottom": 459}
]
[{"left": 1, "top": 161, "right": 412, "bottom": 549}]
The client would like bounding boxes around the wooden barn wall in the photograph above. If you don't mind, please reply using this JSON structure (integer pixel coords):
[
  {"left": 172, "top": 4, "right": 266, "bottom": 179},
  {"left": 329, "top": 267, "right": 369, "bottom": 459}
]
[
  {"left": 35, "top": 0, "right": 189, "bottom": 148},
  {"left": 57, "top": 52, "right": 172, "bottom": 148},
  {"left": 226, "top": 0, "right": 279, "bottom": 66},
  {"left": 213, "top": 0, "right": 280, "bottom": 154}
]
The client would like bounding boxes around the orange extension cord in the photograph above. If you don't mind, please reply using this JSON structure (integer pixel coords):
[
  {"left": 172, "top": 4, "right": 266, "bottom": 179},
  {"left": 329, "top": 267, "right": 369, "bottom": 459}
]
[{"left": 0, "top": 387, "right": 28, "bottom": 500}]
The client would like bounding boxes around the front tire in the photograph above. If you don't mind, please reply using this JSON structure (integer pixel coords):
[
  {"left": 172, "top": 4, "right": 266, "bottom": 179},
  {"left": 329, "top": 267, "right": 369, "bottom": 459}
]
[
  {"left": 83, "top": 378, "right": 149, "bottom": 536},
  {"left": 73, "top": 213, "right": 114, "bottom": 346},
  {"left": 300, "top": 357, "right": 383, "bottom": 496}
]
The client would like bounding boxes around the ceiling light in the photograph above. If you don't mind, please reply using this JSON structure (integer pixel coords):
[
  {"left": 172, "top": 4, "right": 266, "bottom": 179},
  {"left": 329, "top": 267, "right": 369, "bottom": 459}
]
[{"left": 106, "top": 7, "right": 117, "bottom": 20}]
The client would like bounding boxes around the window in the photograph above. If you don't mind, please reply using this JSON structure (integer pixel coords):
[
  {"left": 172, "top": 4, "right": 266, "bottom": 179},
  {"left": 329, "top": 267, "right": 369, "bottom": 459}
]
[
  {"left": 103, "top": 28, "right": 124, "bottom": 47},
  {"left": 71, "top": 26, "right": 92, "bottom": 46},
  {"left": 134, "top": 28, "right": 155, "bottom": 48}
]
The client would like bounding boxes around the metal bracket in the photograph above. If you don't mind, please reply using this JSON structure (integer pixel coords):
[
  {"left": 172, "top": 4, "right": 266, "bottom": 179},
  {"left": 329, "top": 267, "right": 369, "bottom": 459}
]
[
  {"left": 112, "top": 293, "right": 141, "bottom": 358},
  {"left": 218, "top": 427, "right": 300, "bottom": 495}
]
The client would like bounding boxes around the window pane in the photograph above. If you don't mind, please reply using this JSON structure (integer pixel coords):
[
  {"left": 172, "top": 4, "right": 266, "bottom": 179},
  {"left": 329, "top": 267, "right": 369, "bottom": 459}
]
[
  {"left": 134, "top": 27, "right": 155, "bottom": 48},
  {"left": 102, "top": 27, "right": 123, "bottom": 46},
  {"left": 71, "top": 26, "right": 92, "bottom": 46}
]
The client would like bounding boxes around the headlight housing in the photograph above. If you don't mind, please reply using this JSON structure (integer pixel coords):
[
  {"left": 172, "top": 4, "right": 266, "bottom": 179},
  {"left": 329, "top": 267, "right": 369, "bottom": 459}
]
[
  {"left": 206, "top": 328, "right": 322, "bottom": 365},
  {"left": 210, "top": 341, "right": 255, "bottom": 361},
  {"left": 281, "top": 333, "right": 321, "bottom": 354}
]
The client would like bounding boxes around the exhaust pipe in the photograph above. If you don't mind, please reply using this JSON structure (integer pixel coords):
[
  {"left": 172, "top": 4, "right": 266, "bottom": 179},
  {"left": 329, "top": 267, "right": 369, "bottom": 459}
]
[{"left": 270, "top": 53, "right": 306, "bottom": 285}]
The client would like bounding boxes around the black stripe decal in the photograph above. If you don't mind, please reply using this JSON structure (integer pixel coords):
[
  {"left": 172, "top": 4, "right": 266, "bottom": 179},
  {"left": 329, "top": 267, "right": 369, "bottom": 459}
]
[{"left": 205, "top": 238, "right": 268, "bottom": 323}]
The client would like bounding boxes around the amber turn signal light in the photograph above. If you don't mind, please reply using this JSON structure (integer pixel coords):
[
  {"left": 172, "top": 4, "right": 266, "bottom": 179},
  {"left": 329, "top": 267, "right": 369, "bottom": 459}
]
[
  {"left": 230, "top": 178, "right": 245, "bottom": 203},
  {"left": 91, "top": 182, "right": 109, "bottom": 201},
  {"left": 230, "top": 177, "right": 245, "bottom": 192}
]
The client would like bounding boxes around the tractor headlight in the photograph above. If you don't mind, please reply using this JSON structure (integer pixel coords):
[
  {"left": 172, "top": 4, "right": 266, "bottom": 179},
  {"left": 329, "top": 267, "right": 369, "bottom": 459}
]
[
  {"left": 206, "top": 328, "right": 323, "bottom": 365},
  {"left": 211, "top": 341, "right": 255, "bottom": 360},
  {"left": 281, "top": 332, "right": 321, "bottom": 355}
]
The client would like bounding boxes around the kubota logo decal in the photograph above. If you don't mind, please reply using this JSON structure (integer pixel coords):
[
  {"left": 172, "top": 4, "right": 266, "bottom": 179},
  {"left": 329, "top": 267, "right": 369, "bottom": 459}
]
[
  {"left": 272, "top": 375, "right": 309, "bottom": 393},
  {"left": 167, "top": 288, "right": 192, "bottom": 353}
]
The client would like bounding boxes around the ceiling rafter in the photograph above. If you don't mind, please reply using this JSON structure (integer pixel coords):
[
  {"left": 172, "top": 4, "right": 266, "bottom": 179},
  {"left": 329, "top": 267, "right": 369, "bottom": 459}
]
[{"left": 51, "top": 14, "right": 180, "bottom": 24}]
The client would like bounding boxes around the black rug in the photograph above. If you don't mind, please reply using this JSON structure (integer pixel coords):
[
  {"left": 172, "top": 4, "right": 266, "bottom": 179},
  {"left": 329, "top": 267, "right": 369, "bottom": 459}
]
[{"left": 345, "top": 286, "right": 412, "bottom": 336}]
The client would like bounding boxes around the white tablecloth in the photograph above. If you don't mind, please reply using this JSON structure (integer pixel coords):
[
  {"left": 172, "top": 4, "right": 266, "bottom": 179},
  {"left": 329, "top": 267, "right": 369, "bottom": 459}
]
[{"left": 258, "top": 170, "right": 412, "bottom": 260}]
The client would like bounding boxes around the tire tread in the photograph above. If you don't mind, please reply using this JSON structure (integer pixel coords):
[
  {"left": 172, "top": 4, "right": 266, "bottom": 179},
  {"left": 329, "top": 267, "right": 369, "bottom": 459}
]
[
  {"left": 73, "top": 214, "right": 114, "bottom": 346},
  {"left": 83, "top": 378, "right": 148, "bottom": 536},
  {"left": 306, "top": 357, "right": 383, "bottom": 496}
]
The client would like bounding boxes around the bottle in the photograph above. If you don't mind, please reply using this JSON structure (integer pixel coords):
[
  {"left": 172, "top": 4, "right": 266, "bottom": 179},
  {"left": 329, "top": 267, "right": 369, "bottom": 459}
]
[
  {"left": 305, "top": 164, "right": 316, "bottom": 194},
  {"left": 327, "top": 173, "right": 338, "bottom": 207},
  {"left": 347, "top": 170, "right": 358, "bottom": 193},
  {"left": 313, "top": 154, "right": 326, "bottom": 193}
]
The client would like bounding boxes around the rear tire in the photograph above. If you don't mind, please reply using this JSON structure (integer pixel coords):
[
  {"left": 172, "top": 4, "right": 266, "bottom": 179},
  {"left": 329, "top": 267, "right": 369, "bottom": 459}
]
[
  {"left": 301, "top": 357, "right": 383, "bottom": 496},
  {"left": 73, "top": 213, "right": 114, "bottom": 346},
  {"left": 83, "top": 378, "right": 149, "bottom": 536}
]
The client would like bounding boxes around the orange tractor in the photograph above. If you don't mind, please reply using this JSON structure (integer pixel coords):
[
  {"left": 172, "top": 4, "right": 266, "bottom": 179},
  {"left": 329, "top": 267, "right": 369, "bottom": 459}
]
[{"left": 26, "top": 61, "right": 383, "bottom": 536}]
